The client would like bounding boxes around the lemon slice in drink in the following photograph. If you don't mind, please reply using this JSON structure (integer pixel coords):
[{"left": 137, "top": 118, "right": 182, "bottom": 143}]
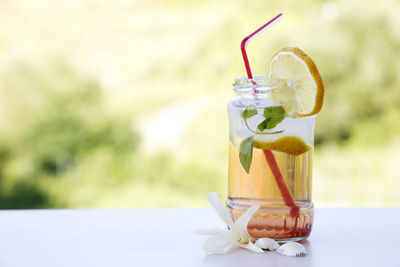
[
  {"left": 269, "top": 47, "right": 324, "bottom": 116},
  {"left": 254, "top": 136, "right": 311, "bottom": 156}
]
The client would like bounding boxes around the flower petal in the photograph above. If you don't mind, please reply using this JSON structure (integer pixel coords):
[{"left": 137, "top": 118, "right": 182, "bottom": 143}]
[
  {"left": 234, "top": 204, "right": 259, "bottom": 232},
  {"left": 206, "top": 192, "right": 234, "bottom": 228},
  {"left": 237, "top": 241, "right": 264, "bottom": 253},
  {"left": 232, "top": 205, "right": 260, "bottom": 243},
  {"left": 203, "top": 236, "right": 234, "bottom": 255},
  {"left": 195, "top": 229, "right": 230, "bottom": 237}
]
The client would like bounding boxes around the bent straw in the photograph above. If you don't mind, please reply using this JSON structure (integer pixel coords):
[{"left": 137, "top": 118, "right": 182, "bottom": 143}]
[
  {"left": 240, "top": 13, "right": 283, "bottom": 79},
  {"left": 240, "top": 13, "right": 299, "bottom": 218}
]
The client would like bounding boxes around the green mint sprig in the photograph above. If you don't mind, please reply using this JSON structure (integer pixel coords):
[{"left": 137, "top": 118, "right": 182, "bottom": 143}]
[
  {"left": 238, "top": 105, "right": 285, "bottom": 173},
  {"left": 257, "top": 106, "right": 285, "bottom": 131},
  {"left": 239, "top": 136, "right": 254, "bottom": 173},
  {"left": 241, "top": 105, "right": 258, "bottom": 119}
]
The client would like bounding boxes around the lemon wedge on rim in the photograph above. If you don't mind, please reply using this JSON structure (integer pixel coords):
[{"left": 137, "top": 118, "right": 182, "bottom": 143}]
[{"left": 269, "top": 47, "right": 324, "bottom": 117}]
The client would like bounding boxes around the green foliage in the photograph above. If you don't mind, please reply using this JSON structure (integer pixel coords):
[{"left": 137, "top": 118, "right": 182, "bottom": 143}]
[
  {"left": 0, "top": 0, "right": 399, "bottom": 208},
  {"left": 0, "top": 62, "right": 139, "bottom": 208}
]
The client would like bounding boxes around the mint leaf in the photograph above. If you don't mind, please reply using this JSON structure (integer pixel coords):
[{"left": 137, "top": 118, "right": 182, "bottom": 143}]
[
  {"left": 262, "top": 106, "right": 285, "bottom": 129},
  {"left": 239, "top": 137, "right": 253, "bottom": 173},
  {"left": 257, "top": 119, "right": 268, "bottom": 132},
  {"left": 241, "top": 105, "right": 257, "bottom": 119}
]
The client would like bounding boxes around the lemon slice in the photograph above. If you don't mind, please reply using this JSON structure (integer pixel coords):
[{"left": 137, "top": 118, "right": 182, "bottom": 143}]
[
  {"left": 253, "top": 136, "right": 311, "bottom": 156},
  {"left": 269, "top": 47, "right": 324, "bottom": 116}
]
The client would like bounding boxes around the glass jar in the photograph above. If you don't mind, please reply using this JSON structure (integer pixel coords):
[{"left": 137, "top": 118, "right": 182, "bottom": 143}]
[{"left": 227, "top": 77, "right": 315, "bottom": 242}]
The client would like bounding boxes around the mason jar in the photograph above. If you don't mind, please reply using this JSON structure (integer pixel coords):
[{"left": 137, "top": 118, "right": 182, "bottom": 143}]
[{"left": 227, "top": 77, "right": 315, "bottom": 242}]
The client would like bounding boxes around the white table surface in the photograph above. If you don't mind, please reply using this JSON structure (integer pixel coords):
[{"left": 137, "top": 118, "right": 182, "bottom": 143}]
[{"left": 0, "top": 208, "right": 399, "bottom": 267}]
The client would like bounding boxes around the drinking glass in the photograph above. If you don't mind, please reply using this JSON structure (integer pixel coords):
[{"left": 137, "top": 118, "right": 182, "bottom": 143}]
[{"left": 227, "top": 77, "right": 315, "bottom": 241}]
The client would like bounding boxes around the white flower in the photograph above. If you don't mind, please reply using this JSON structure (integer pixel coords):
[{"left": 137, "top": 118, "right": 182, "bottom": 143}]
[{"left": 195, "top": 192, "right": 263, "bottom": 254}]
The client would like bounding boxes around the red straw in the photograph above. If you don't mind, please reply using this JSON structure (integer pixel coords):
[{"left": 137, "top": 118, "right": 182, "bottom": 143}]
[
  {"left": 240, "top": 13, "right": 300, "bottom": 218},
  {"left": 263, "top": 150, "right": 299, "bottom": 217},
  {"left": 240, "top": 13, "right": 283, "bottom": 79}
]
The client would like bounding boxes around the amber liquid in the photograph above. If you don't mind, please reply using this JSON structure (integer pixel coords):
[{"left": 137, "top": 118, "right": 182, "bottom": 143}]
[{"left": 227, "top": 141, "right": 314, "bottom": 241}]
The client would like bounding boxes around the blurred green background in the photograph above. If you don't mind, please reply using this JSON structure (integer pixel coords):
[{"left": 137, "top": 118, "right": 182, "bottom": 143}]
[{"left": 0, "top": 0, "right": 399, "bottom": 209}]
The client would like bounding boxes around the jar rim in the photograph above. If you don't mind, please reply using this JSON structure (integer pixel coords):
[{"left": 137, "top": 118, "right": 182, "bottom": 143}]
[{"left": 233, "top": 76, "right": 285, "bottom": 96}]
